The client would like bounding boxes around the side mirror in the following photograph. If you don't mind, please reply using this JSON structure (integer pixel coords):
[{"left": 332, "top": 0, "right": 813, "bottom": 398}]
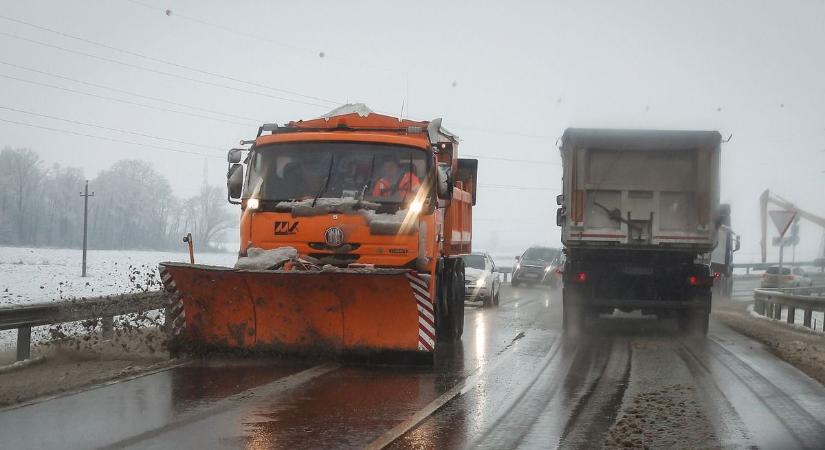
[
  {"left": 556, "top": 194, "right": 564, "bottom": 206},
  {"left": 556, "top": 207, "right": 567, "bottom": 226},
  {"left": 436, "top": 163, "right": 453, "bottom": 200},
  {"left": 716, "top": 203, "right": 731, "bottom": 227},
  {"left": 227, "top": 163, "right": 244, "bottom": 200},
  {"left": 228, "top": 148, "right": 243, "bottom": 164},
  {"left": 734, "top": 236, "right": 741, "bottom": 252}
]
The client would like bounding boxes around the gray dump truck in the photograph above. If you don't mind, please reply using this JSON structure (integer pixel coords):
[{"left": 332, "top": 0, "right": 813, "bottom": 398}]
[{"left": 557, "top": 128, "right": 725, "bottom": 335}]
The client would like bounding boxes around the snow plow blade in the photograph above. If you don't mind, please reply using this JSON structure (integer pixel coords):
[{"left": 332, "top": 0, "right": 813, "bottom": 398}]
[{"left": 158, "top": 262, "right": 435, "bottom": 355}]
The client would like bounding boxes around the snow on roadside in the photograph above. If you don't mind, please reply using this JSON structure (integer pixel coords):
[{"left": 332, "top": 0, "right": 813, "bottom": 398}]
[
  {"left": 0, "top": 246, "right": 236, "bottom": 351},
  {"left": 0, "top": 246, "right": 235, "bottom": 306}
]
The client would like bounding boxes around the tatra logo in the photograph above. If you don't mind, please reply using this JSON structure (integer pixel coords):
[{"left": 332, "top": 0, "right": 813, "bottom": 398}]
[
  {"left": 324, "top": 227, "right": 345, "bottom": 247},
  {"left": 274, "top": 221, "right": 299, "bottom": 235}
]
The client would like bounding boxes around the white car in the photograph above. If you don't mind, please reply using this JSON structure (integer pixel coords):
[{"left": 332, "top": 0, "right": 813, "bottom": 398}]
[
  {"left": 761, "top": 266, "right": 813, "bottom": 288},
  {"left": 461, "top": 252, "right": 501, "bottom": 307}
]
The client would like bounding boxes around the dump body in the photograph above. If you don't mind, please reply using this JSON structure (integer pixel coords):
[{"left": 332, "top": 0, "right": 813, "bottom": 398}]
[
  {"left": 160, "top": 106, "right": 475, "bottom": 356},
  {"left": 558, "top": 129, "right": 724, "bottom": 335},
  {"left": 560, "top": 128, "right": 721, "bottom": 251}
]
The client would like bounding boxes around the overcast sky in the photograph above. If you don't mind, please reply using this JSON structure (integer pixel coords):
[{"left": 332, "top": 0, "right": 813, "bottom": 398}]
[{"left": 1, "top": 0, "right": 824, "bottom": 260}]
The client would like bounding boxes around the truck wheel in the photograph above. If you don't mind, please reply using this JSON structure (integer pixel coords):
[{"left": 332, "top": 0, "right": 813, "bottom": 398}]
[
  {"left": 493, "top": 289, "right": 500, "bottom": 306},
  {"left": 680, "top": 309, "right": 709, "bottom": 336},
  {"left": 435, "top": 260, "right": 454, "bottom": 343},
  {"left": 451, "top": 258, "right": 465, "bottom": 339},
  {"left": 562, "top": 287, "right": 584, "bottom": 336}
]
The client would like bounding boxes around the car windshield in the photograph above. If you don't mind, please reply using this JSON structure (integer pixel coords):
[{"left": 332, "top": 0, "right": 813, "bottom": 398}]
[
  {"left": 766, "top": 266, "right": 791, "bottom": 275},
  {"left": 245, "top": 142, "right": 428, "bottom": 205},
  {"left": 523, "top": 247, "right": 558, "bottom": 261},
  {"left": 461, "top": 254, "right": 486, "bottom": 270}
]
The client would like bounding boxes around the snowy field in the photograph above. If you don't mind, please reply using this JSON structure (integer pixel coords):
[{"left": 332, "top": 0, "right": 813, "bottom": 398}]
[
  {"left": 0, "top": 246, "right": 236, "bottom": 307},
  {"left": 0, "top": 246, "right": 236, "bottom": 351}
]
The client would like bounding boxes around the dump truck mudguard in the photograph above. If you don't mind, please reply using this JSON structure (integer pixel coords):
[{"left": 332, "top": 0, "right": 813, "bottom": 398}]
[{"left": 158, "top": 262, "right": 436, "bottom": 354}]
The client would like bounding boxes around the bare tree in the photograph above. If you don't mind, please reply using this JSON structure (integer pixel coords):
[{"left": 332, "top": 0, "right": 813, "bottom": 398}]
[
  {"left": 0, "top": 147, "right": 43, "bottom": 244},
  {"left": 184, "top": 185, "right": 234, "bottom": 249}
]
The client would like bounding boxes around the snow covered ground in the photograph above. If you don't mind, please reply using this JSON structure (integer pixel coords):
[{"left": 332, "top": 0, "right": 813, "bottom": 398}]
[
  {"left": 0, "top": 246, "right": 236, "bottom": 350},
  {"left": 0, "top": 246, "right": 236, "bottom": 306}
]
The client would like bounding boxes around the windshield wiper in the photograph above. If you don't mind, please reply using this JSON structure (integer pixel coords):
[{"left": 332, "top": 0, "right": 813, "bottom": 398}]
[
  {"left": 312, "top": 155, "right": 335, "bottom": 208},
  {"left": 356, "top": 154, "right": 376, "bottom": 208}
]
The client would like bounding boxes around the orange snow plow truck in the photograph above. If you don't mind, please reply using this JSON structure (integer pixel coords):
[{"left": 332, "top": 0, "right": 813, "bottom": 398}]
[{"left": 159, "top": 105, "right": 476, "bottom": 357}]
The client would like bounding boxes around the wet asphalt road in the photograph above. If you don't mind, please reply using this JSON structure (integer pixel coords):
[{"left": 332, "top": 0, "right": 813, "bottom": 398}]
[{"left": 2, "top": 280, "right": 825, "bottom": 449}]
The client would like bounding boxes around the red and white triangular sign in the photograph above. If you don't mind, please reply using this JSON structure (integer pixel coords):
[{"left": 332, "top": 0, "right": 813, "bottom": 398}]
[{"left": 769, "top": 210, "right": 797, "bottom": 237}]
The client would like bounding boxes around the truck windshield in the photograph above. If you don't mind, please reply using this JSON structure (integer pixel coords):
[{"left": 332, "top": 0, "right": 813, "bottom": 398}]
[{"left": 245, "top": 142, "right": 428, "bottom": 205}]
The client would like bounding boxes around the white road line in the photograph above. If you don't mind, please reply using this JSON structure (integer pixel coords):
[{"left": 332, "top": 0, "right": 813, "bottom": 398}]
[{"left": 365, "top": 334, "right": 544, "bottom": 450}]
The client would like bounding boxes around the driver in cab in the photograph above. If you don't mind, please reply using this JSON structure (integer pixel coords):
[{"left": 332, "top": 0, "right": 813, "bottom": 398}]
[{"left": 372, "top": 155, "right": 420, "bottom": 198}]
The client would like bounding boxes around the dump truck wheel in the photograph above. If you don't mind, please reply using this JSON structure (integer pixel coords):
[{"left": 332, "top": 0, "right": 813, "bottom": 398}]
[
  {"left": 680, "top": 309, "right": 709, "bottom": 336},
  {"left": 435, "top": 259, "right": 455, "bottom": 343},
  {"left": 451, "top": 258, "right": 465, "bottom": 339},
  {"left": 562, "top": 287, "right": 584, "bottom": 336}
]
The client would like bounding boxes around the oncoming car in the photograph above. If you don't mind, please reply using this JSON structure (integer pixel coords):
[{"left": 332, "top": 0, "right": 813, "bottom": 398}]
[
  {"left": 511, "top": 246, "right": 562, "bottom": 287},
  {"left": 461, "top": 252, "right": 501, "bottom": 307}
]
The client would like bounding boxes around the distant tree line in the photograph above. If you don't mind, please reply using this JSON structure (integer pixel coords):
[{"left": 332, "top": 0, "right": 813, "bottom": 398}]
[{"left": 0, "top": 147, "right": 234, "bottom": 250}]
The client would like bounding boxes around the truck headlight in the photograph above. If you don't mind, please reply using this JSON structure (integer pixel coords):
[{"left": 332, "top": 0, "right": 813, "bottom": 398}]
[
  {"left": 409, "top": 199, "right": 423, "bottom": 214},
  {"left": 476, "top": 278, "right": 486, "bottom": 287},
  {"left": 246, "top": 198, "right": 260, "bottom": 210}
]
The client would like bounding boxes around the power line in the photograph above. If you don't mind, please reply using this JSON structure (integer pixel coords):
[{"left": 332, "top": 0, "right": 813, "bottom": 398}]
[
  {"left": 0, "top": 14, "right": 343, "bottom": 106},
  {"left": 464, "top": 154, "right": 561, "bottom": 166},
  {"left": 0, "top": 30, "right": 332, "bottom": 109},
  {"left": 0, "top": 72, "right": 252, "bottom": 126},
  {"left": 0, "top": 60, "right": 261, "bottom": 123},
  {"left": 123, "top": 0, "right": 398, "bottom": 75},
  {"left": 0, "top": 117, "right": 223, "bottom": 159},
  {"left": 0, "top": 105, "right": 223, "bottom": 151}
]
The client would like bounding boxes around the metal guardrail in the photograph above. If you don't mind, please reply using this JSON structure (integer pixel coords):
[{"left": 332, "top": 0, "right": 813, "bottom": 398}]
[
  {"left": 0, "top": 291, "right": 168, "bottom": 362},
  {"left": 497, "top": 266, "right": 513, "bottom": 283},
  {"left": 753, "top": 286, "right": 825, "bottom": 329}
]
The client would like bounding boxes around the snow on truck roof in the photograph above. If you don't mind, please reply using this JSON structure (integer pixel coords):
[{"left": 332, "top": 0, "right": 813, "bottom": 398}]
[
  {"left": 562, "top": 128, "right": 722, "bottom": 150},
  {"left": 319, "top": 103, "right": 374, "bottom": 119}
]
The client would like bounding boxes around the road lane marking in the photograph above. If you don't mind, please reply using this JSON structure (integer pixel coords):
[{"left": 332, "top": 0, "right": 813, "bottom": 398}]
[
  {"left": 365, "top": 333, "right": 555, "bottom": 450},
  {"left": 99, "top": 363, "right": 339, "bottom": 449}
]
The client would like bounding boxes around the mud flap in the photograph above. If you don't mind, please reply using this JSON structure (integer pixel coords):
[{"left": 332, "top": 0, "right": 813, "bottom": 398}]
[{"left": 158, "top": 263, "right": 434, "bottom": 354}]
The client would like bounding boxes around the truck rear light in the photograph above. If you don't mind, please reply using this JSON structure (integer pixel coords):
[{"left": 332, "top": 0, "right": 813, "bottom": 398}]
[
  {"left": 714, "top": 271, "right": 721, "bottom": 279},
  {"left": 573, "top": 272, "right": 587, "bottom": 283},
  {"left": 689, "top": 275, "right": 712, "bottom": 287}
]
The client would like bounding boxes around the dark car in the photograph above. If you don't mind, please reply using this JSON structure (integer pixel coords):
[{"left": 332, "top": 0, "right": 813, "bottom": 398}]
[{"left": 511, "top": 246, "right": 562, "bottom": 287}]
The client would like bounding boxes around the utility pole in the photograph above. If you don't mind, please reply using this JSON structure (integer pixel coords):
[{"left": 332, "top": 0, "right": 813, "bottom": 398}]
[{"left": 80, "top": 180, "right": 94, "bottom": 277}]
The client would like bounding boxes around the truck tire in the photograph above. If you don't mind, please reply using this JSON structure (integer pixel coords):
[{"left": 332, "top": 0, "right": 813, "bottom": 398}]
[
  {"left": 451, "top": 258, "right": 465, "bottom": 339},
  {"left": 493, "top": 288, "right": 500, "bottom": 306},
  {"left": 435, "top": 260, "right": 453, "bottom": 343},
  {"left": 680, "top": 309, "right": 709, "bottom": 336},
  {"left": 562, "top": 287, "right": 585, "bottom": 336}
]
